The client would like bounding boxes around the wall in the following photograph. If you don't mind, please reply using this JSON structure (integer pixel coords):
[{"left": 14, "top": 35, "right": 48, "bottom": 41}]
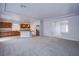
[
  {"left": 0, "top": 3, "right": 5, "bottom": 13},
  {"left": 30, "top": 20, "right": 40, "bottom": 36},
  {"left": 43, "top": 15, "right": 79, "bottom": 41},
  {"left": 12, "top": 23, "right": 20, "bottom": 31}
]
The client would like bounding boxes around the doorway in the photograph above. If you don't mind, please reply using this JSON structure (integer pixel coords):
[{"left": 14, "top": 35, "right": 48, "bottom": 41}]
[{"left": 30, "top": 20, "right": 40, "bottom": 37}]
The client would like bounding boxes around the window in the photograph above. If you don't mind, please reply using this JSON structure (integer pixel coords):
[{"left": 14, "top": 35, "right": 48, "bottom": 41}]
[
  {"left": 55, "top": 20, "right": 68, "bottom": 34},
  {"left": 60, "top": 20, "right": 68, "bottom": 33}
]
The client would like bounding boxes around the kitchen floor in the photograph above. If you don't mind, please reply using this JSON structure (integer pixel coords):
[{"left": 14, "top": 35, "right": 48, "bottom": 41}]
[{"left": 0, "top": 36, "right": 79, "bottom": 56}]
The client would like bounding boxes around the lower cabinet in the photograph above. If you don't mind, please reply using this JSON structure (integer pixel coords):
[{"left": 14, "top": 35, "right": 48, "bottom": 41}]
[
  {"left": 20, "top": 31, "right": 32, "bottom": 37},
  {"left": 0, "top": 31, "right": 20, "bottom": 37}
]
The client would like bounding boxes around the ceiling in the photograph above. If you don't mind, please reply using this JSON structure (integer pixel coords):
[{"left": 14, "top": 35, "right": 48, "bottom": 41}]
[{"left": 0, "top": 3, "right": 79, "bottom": 23}]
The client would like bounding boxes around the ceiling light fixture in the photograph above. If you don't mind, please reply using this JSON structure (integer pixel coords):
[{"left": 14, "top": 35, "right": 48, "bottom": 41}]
[{"left": 20, "top": 5, "right": 27, "bottom": 8}]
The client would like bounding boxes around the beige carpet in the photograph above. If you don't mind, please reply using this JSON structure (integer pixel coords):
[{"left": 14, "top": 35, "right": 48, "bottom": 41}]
[{"left": 0, "top": 36, "right": 79, "bottom": 56}]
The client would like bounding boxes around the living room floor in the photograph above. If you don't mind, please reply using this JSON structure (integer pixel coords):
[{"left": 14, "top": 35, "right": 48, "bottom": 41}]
[{"left": 0, "top": 36, "right": 79, "bottom": 56}]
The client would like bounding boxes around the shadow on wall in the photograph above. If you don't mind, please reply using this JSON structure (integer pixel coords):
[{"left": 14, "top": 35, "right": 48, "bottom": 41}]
[{"left": 69, "top": 3, "right": 79, "bottom": 15}]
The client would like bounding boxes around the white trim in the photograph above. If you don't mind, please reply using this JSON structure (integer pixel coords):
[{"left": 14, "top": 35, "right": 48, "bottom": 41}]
[{"left": 45, "top": 13, "right": 79, "bottom": 20}]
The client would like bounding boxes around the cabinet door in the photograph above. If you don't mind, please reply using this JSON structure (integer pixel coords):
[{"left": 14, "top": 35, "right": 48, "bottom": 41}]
[{"left": 0, "top": 22, "right": 12, "bottom": 28}]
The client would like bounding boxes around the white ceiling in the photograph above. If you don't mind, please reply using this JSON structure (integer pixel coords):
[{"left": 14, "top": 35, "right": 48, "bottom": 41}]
[
  {"left": 0, "top": 3, "right": 79, "bottom": 23},
  {"left": 5, "top": 3, "right": 71, "bottom": 18}
]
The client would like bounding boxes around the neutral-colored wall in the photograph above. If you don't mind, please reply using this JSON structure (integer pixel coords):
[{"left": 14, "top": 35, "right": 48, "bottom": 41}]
[
  {"left": 43, "top": 15, "right": 79, "bottom": 41},
  {"left": 30, "top": 20, "right": 40, "bottom": 36},
  {"left": 0, "top": 3, "right": 5, "bottom": 14}
]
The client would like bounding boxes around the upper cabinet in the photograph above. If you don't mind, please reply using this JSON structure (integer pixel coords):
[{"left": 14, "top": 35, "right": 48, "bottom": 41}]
[
  {"left": 20, "top": 24, "right": 30, "bottom": 28},
  {"left": 0, "top": 22, "right": 12, "bottom": 28}
]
